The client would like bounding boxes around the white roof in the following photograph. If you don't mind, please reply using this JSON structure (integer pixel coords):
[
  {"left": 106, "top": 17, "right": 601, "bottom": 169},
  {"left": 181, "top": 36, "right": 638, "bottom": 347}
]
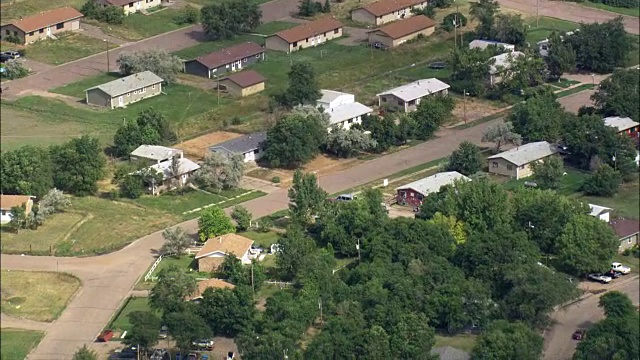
[
  {"left": 603, "top": 116, "right": 639, "bottom": 132},
  {"left": 395, "top": 171, "right": 470, "bottom": 196},
  {"left": 131, "top": 145, "right": 182, "bottom": 161},
  {"left": 488, "top": 141, "right": 557, "bottom": 166},
  {"left": 377, "top": 78, "right": 450, "bottom": 102},
  {"left": 469, "top": 39, "right": 514, "bottom": 50},
  {"left": 489, "top": 51, "right": 524, "bottom": 74},
  {"left": 326, "top": 102, "right": 372, "bottom": 125},
  {"left": 86, "top": 71, "right": 163, "bottom": 97},
  {"left": 149, "top": 158, "right": 200, "bottom": 180},
  {"left": 318, "top": 89, "right": 353, "bottom": 104},
  {"left": 589, "top": 204, "right": 612, "bottom": 217}
]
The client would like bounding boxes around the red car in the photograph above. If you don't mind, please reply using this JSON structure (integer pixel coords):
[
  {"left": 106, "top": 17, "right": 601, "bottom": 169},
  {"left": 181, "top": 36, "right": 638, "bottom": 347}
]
[
  {"left": 572, "top": 329, "right": 587, "bottom": 340},
  {"left": 97, "top": 329, "right": 114, "bottom": 342}
]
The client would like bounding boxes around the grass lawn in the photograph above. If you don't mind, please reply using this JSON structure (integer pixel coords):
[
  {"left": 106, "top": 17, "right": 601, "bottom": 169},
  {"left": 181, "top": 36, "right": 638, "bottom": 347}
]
[
  {"left": 241, "top": 230, "right": 280, "bottom": 248},
  {"left": 576, "top": 179, "right": 640, "bottom": 219},
  {"left": 434, "top": 334, "right": 478, "bottom": 353},
  {"left": 502, "top": 168, "right": 590, "bottom": 196},
  {"left": 135, "top": 255, "right": 206, "bottom": 290},
  {"left": 0, "top": 0, "right": 84, "bottom": 21},
  {"left": 252, "top": 21, "right": 299, "bottom": 35},
  {"left": 173, "top": 34, "right": 265, "bottom": 60},
  {"left": 556, "top": 84, "right": 594, "bottom": 98},
  {"left": 0, "top": 212, "right": 84, "bottom": 255},
  {"left": 613, "top": 253, "right": 640, "bottom": 273},
  {"left": 51, "top": 72, "right": 121, "bottom": 98},
  {"left": 548, "top": 78, "right": 581, "bottom": 89},
  {"left": 0, "top": 270, "right": 80, "bottom": 322},
  {"left": 22, "top": 33, "right": 118, "bottom": 65},
  {"left": 109, "top": 297, "right": 157, "bottom": 333},
  {"left": 86, "top": 8, "right": 189, "bottom": 42},
  {"left": 525, "top": 17, "right": 581, "bottom": 44},
  {"left": 580, "top": 1, "right": 639, "bottom": 17},
  {"left": 0, "top": 329, "right": 44, "bottom": 360}
]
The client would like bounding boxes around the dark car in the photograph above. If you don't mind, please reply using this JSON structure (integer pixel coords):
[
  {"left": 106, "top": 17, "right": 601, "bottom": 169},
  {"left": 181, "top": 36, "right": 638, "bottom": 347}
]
[
  {"left": 604, "top": 270, "right": 622, "bottom": 279},
  {"left": 0, "top": 54, "right": 11, "bottom": 63},
  {"left": 1, "top": 51, "right": 21, "bottom": 59},
  {"left": 428, "top": 61, "right": 447, "bottom": 69},
  {"left": 572, "top": 329, "right": 587, "bottom": 340}
]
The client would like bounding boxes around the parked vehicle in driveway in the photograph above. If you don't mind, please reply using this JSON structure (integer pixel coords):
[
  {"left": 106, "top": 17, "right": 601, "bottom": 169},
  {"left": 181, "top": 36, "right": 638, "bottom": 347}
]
[
  {"left": 192, "top": 338, "right": 214, "bottom": 350},
  {"left": 428, "top": 61, "right": 447, "bottom": 69},
  {"left": 1, "top": 51, "right": 20, "bottom": 59},
  {"left": 158, "top": 325, "right": 168, "bottom": 339},
  {"left": 150, "top": 349, "right": 168, "bottom": 360},
  {"left": 336, "top": 194, "right": 357, "bottom": 201},
  {"left": 187, "top": 353, "right": 198, "bottom": 360},
  {"left": 588, "top": 273, "right": 612, "bottom": 283},
  {"left": 611, "top": 262, "right": 631, "bottom": 274},
  {"left": 98, "top": 329, "right": 114, "bottom": 342},
  {"left": 604, "top": 270, "right": 622, "bottom": 279},
  {"left": 572, "top": 329, "right": 586, "bottom": 340}
]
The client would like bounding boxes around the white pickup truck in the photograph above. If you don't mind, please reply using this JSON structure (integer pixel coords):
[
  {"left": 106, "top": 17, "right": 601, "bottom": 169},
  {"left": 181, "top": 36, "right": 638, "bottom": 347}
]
[{"left": 611, "top": 262, "right": 631, "bottom": 274}]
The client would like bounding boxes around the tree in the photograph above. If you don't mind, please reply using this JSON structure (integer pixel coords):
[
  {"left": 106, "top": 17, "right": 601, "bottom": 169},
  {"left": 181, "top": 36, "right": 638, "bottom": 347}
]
[
  {"left": 149, "top": 265, "right": 197, "bottom": 314},
  {"left": 200, "top": 0, "right": 261, "bottom": 40},
  {"left": 582, "top": 164, "right": 621, "bottom": 196},
  {"left": 428, "top": 212, "right": 467, "bottom": 246},
  {"left": 389, "top": 312, "right": 436, "bottom": 359},
  {"left": 498, "top": 51, "right": 546, "bottom": 93},
  {"left": 567, "top": 17, "right": 630, "bottom": 73},
  {"left": 198, "top": 206, "right": 235, "bottom": 241},
  {"left": 124, "top": 311, "right": 161, "bottom": 352},
  {"left": 481, "top": 122, "right": 522, "bottom": 151},
  {"left": 556, "top": 214, "right": 619, "bottom": 275},
  {"left": 72, "top": 345, "right": 97, "bottom": 360},
  {"left": 359, "top": 114, "right": 398, "bottom": 152},
  {"left": 274, "top": 62, "right": 321, "bottom": 108},
  {"left": 446, "top": 141, "right": 484, "bottom": 176},
  {"left": 198, "top": 286, "right": 256, "bottom": 336},
  {"left": 175, "top": 5, "right": 199, "bottom": 24},
  {"left": 441, "top": 13, "right": 467, "bottom": 32},
  {"left": 450, "top": 48, "right": 496, "bottom": 97},
  {"left": 50, "top": 136, "right": 106, "bottom": 196},
  {"left": 469, "top": 0, "right": 500, "bottom": 39},
  {"left": 37, "top": 188, "right": 71, "bottom": 220},
  {"left": 324, "top": 127, "right": 377, "bottom": 158},
  {"left": 193, "top": 152, "right": 244, "bottom": 192},
  {"left": 117, "top": 50, "right": 182, "bottom": 84},
  {"left": 492, "top": 14, "right": 527, "bottom": 46},
  {"left": 591, "top": 68, "right": 639, "bottom": 121},
  {"left": 599, "top": 291, "right": 637, "bottom": 319},
  {"left": 471, "top": 320, "right": 543, "bottom": 360},
  {"left": 164, "top": 311, "right": 213, "bottom": 352},
  {"left": 9, "top": 205, "right": 27, "bottom": 233},
  {"left": 217, "top": 254, "right": 265, "bottom": 289},
  {"left": 3, "top": 59, "right": 29, "bottom": 79},
  {"left": 231, "top": 205, "right": 252, "bottom": 231},
  {"left": 409, "top": 95, "right": 456, "bottom": 140},
  {"left": 508, "top": 90, "right": 564, "bottom": 142},
  {"left": 276, "top": 225, "right": 317, "bottom": 280},
  {"left": 288, "top": 170, "right": 327, "bottom": 224},
  {"left": 160, "top": 227, "right": 191, "bottom": 256},
  {"left": 362, "top": 326, "right": 392, "bottom": 360},
  {"left": 118, "top": 174, "right": 144, "bottom": 199},
  {"left": 1, "top": 145, "right": 53, "bottom": 198},
  {"left": 546, "top": 31, "right": 576, "bottom": 81},
  {"left": 298, "top": 0, "right": 324, "bottom": 16},
  {"left": 531, "top": 156, "right": 564, "bottom": 190}
]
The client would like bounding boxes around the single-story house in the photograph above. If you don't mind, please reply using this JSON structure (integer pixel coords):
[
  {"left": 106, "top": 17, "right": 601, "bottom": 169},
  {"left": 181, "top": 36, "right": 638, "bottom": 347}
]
[
  {"left": 185, "top": 278, "right": 235, "bottom": 302},
  {"left": 85, "top": 71, "right": 163, "bottom": 109},
  {"left": 603, "top": 116, "right": 639, "bottom": 139},
  {"left": 351, "top": 0, "right": 428, "bottom": 26},
  {"left": 146, "top": 157, "right": 200, "bottom": 195},
  {"left": 488, "top": 51, "right": 524, "bottom": 86},
  {"left": 589, "top": 203, "right": 612, "bottom": 223},
  {"left": 609, "top": 218, "right": 639, "bottom": 252},
  {"left": 487, "top": 141, "right": 558, "bottom": 179},
  {"left": 0, "top": 195, "right": 34, "bottom": 224},
  {"left": 265, "top": 17, "right": 343, "bottom": 53},
  {"left": 0, "top": 7, "right": 83, "bottom": 45},
  {"left": 209, "top": 132, "right": 267, "bottom": 163},
  {"left": 430, "top": 346, "right": 470, "bottom": 360},
  {"left": 367, "top": 15, "right": 436, "bottom": 49},
  {"left": 216, "top": 70, "right": 266, "bottom": 97},
  {"left": 94, "top": 0, "right": 161, "bottom": 15},
  {"left": 377, "top": 78, "right": 450, "bottom": 113},
  {"left": 317, "top": 90, "right": 355, "bottom": 110},
  {"left": 183, "top": 42, "right": 265, "bottom": 79},
  {"left": 469, "top": 39, "right": 515, "bottom": 52},
  {"left": 326, "top": 102, "right": 373, "bottom": 131},
  {"left": 195, "top": 233, "right": 255, "bottom": 272},
  {"left": 131, "top": 144, "right": 182, "bottom": 165},
  {"left": 537, "top": 30, "right": 577, "bottom": 57},
  {"left": 396, "top": 171, "right": 470, "bottom": 207}
]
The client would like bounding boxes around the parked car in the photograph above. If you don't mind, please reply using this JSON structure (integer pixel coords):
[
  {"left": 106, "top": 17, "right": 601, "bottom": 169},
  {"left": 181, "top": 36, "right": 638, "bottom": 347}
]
[
  {"left": 192, "top": 338, "right": 214, "bottom": 350},
  {"left": 0, "top": 54, "right": 11, "bottom": 63},
  {"left": 158, "top": 325, "right": 168, "bottom": 339},
  {"left": 428, "top": 61, "right": 447, "bottom": 69},
  {"left": 588, "top": 273, "right": 612, "bottom": 284},
  {"left": 227, "top": 352, "right": 236, "bottom": 360},
  {"left": 187, "top": 353, "right": 198, "bottom": 360},
  {"left": 336, "top": 194, "right": 357, "bottom": 201},
  {"left": 604, "top": 270, "right": 622, "bottom": 279},
  {"left": 1, "top": 51, "right": 20, "bottom": 59},
  {"left": 572, "top": 329, "right": 587, "bottom": 340},
  {"left": 98, "top": 329, "right": 114, "bottom": 342},
  {"left": 611, "top": 262, "right": 631, "bottom": 274},
  {"left": 150, "top": 349, "right": 168, "bottom": 360}
]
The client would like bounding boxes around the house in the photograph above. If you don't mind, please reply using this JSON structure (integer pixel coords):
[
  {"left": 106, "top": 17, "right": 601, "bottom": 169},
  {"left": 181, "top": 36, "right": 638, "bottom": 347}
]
[
  {"left": 130, "top": 146, "right": 200, "bottom": 194},
  {"left": 609, "top": 218, "right": 639, "bottom": 252},
  {"left": 0, "top": 195, "right": 34, "bottom": 224},
  {"left": 469, "top": 39, "right": 515, "bottom": 52},
  {"left": 367, "top": 15, "right": 436, "bottom": 49},
  {"left": 537, "top": 30, "right": 578, "bottom": 57},
  {"left": 430, "top": 346, "right": 470, "bottom": 360},
  {"left": 589, "top": 203, "right": 612, "bottom": 223},
  {"left": 351, "top": 0, "right": 428, "bottom": 26},
  {"left": 326, "top": 102, "right": 373, "bottom": 131},
  {"left": 488, "top": 51, "right": 525, "bottom": 86},
  {"left": 185, "top": 278, "right": 235, "bottom": 302},
  {"left": 396, "top": 171, "right": 470, "bottom": 207},
  {"left": 216, "top": 70, "right": 266, "bottom": 97},
  {"left": 209, "top": 132, "right": 267, "bottom": 163},
  {"left": 183, "top": 42, "right": 265, "bottom": 79},
  {"left": 0, "top": 7, "right": 83, "bottom": 45},
  {"left": 603, "top": 116, "right": 639, "bottom": 139},
  {"left": 487, "top": 141, "right": 558, "bottom": 179},
  {"left": 131, "top": 145, "right": 182, "bottom": 165},
  {"left": 85, "top": 71, "right": 163, "bottom": 109},
  {"left": 377, "top": 78, "right": 450, "bottom": 113},
  {"left": 94, "top": 0, "right": 161, "bottom": 15},
  {"left": 265, "top": 18, "right": 343, "bottom": 53},
  {"left": 195, "top": 233, "right": 255, "bottom": 272},
  {"left": 317, "top": 90, "right": 355, "bottom": 110}
]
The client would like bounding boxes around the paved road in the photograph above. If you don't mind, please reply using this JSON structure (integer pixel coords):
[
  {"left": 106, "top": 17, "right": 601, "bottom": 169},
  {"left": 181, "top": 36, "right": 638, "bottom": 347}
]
[
  {"left": 543, "top": 277, "right": 640, "bottom": 360},
  {"left": 496, "top": 0, "right": 639, "bottom": 35}
]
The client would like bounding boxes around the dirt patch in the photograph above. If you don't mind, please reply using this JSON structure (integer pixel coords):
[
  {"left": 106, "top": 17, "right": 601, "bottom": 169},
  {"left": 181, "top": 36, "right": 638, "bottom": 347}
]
[
  {"left": 174, "top": 131, "right": 244, "bottom": 160},
  {"left": 451, "top": 97, "right": 502, "bottom": 124}
]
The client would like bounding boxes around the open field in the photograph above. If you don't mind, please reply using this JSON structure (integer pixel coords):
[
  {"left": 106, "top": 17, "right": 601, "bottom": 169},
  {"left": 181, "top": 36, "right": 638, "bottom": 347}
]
[
  {"left": 0, "top": 0, "right": 84, "bottom": 21},
  {"left": 578, "top": 1, "right": 639, "bottom": 17},
  {"left": 17, "top": 33, "right": 118, "bottom": 65},
  {"left": 109, "top": 297, "right": 156, "bottom": 334},
  {"left": 174, "top": 131, "right": 244, "bottom": 160},
  {"left": 525, "top": 17, "right": 581, "bottom": 43},
  {"left": 84, "top": 8, "right": 189, "bottom": 42},
  {"left": 0, "top": 329, "right": 44, "bottom": 360},
  {"left": 252, "top": 21, "right": 299, "bottom": 35},
  {"left": 241, "top": 230, "right": 280, "bottom": 248},
  {"left": 577, "top": 179, "right": 640, "bottom": 219},
  {"left": 0, "top": 270, "right": 80, "bottom": 322},
  {"left": 248, "top": 153, "right": 362, "bottom": 186},
  {"left": 434, "top": 334, "right": 478, "bottom": 353},
  {"left": 0, "top": 212, "right": 85, "bottom": 254}
]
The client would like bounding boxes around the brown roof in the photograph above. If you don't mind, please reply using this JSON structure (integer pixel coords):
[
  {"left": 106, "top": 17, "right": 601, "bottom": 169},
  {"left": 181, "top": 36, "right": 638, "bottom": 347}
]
[
  {"left": 99, "top": 0, "right": 134, "bottom": 6},
  {"left": 609, "top": 219, "right": 640, "bottom": 238},
  {"left": 369, "top": 15, "right": 435, "bottom": 39},
  {"left": 0, "top": 195, "right": 32, "bottom": 210},
  {"left": 186, "top": 278, "right": 235, "bottom": 301},
  {"left": 8, "top": 7, "right": 84, "bottom": 33},
  {"left": 272, "top": 17, "right": 343, "bottom": 43},
  {"left": 356, "top": 0, "right": 426, "bottom": 17},
  {"left": 222, "top": 70, "right": 266, "bottom": 88},
  {"left": 195, "top": 233, "right": 254, "bottom": 259},
  {"left": 192, "top": 42, "right": 264, "bottom": 69}
]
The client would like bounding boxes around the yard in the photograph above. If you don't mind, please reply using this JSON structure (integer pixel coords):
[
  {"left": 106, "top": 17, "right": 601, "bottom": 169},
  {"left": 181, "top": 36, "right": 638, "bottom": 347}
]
[
  {"left": 84, "top": 7, "right": 190, "bottom": 42},
  {"left": 241, "top": 230, "right": 280, "bottom": 248},
  {"left": 0, "top": 329, "right": 44, "bottom": 360},
  {"left": 501, "top": 167, "right": 590, "bottom": 196},
  {"left": 434, "top": 334, "right": 478, "bottom": 353},
  {"left": 109, "top": 297, "right": 157, "bottom": 334},
  {"left": 19, "top": 33, "right": 118, "bottom": 65},
  {"left": 0, "top": 212, "right": 85, "bottom": 255},
  {"left": 252, "top": 21, "right": 299, "bottom": 36},
  {"left": 135, "top": 254, "right": 207, "bottom": 290},
  {"left": 525, "top": 17, "right": 581, "bottom": 44},
  {"left": 0, "top": 270, "right": 81, "bottom": 322},
  {"left": 577, "top": 179, "right": 640, "bottom": 219},
  {"left": 0, "top": 0, "right": 84, "bottom": 21}
]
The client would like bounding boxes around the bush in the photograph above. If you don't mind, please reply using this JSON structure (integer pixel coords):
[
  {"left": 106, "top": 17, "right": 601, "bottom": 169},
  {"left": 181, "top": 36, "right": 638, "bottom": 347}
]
[
  {"left": 4, "top": 60, "right": 29, "bottom": 80},
  {"left": 3, "top": 35, "right": 22, "bottom": 44},
  {"left": 82, "top": 1, "right": 124, "bottom": 25},
  {"left": 441, "top": 13, "right": 467, "bottom": 32},
  {"left": 175, "top": 5, "right": 199, "bottom": 24},
  {"left": 582, "top": 164, "right": 621, "bottom": 196},
  {"left": 271, "top": 176, "right": 281, "bottom": 184},
  {"left": 257, "top": 217, "right": 274, "bottom": 232},
  {"left": 119, "top": 175, "right": 145, "bottom": 199}
]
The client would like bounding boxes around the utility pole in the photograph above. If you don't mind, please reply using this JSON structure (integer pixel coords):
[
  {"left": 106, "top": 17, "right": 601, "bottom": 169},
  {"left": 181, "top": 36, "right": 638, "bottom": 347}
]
[
  {"left": 454, "top": 12, "right": 457, "bottom": 49},
  {"left": 463, "top": 89, "right": 468, "bottom": 124},
  {"left": 318, "top": 298, "right": 323, "bottom": 324},
  {"left": 215, "top": 75, "right": 220, "bottom": 105},
  {"left": 536, "top": 0, "right": 540, "bottom": 27},
  {"left": 251, "top": 263, "right": 255, "bottom": 293},
  {"left": 104, "top": 39, "right": 110, "bottom": 72},
  {"left": 356, "top": 239, "right": 361, "bottom": 262}
]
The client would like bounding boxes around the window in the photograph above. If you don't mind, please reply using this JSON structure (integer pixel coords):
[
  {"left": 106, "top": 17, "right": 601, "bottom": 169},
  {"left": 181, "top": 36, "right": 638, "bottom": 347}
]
[
  {"left": 417, "top": 194, "right": 424, "bottom": 200},
  {"left": 410, "top": 192, "right": 415, "bottom": 197},
  {"left": 5, "top": 30, "right": 9, "bottom": 35},
  {"left": 226, "top": 64, "right": 229, "bottom": 68},
  {"left": 56, "top": 23, "right": 64, "bottom": 30},
  {"left": 507, "top": 165, "right": 513, "bottom": 171},
  {"left": 39, "top": 29, "right": 44, "bottom": 34},
  {"left": 243, "top": 58, "right": 247, "bottom": 63},
  {"left": 293, "top": 41, "right": 298, "bottom": 47},
  {"left": 408, "top": 100, "right": 415, "bottom": 106},
  {"left": 15, "top": 31, "right": 19, "bottom": 36},
  {"left": 323, "top": 32, "right": 327, "bottom": 37},
  {"left": 253, "top": 149, "right": 259, "bottom": 154},
  {"left": 133, "top": 90, "right": 138, "bottom": 95},
  {"left": 129, "top": 2, "right": 134, "bottom": 7},
  {"left": 381, "top": 97, "right": 387, "bottom": 102},
  {"left": 29, "top": 31, "right": 34, "bottom": 36},
  {"left": 127, "top": 92, "right": 131, "bottom": 97},
  {"left": 334, "top": 29, "right": 339, "bottom": 34},
  {"left": 397, "top": 99, "right": 403, "bottom": 106},
  {"left": 140, "top": 87, "right": 146, "bottom": 93},
  {"left": 306, "top": 38, "right": 309, "bottom": 43},
  {"left": 400, "top": 191, "right": 407, "bottom": 198},
  {"left": 1, "top": 210, "right": 6, "bottom": 216},
  {"left": 628, "top": 238, "right": 632, "bottom": 244},
  {"left": 492, "top": 162, "right": 498, "bottom": 168},
  {"left": 255, "top": 54, "right": 260, "bottom": 58},
  {"left": 152, "top": 84, "right": 156, "bottom": 89}
]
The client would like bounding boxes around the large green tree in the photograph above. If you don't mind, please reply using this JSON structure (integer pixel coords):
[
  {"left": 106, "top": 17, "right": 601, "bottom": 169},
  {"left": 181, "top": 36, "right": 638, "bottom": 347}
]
[
  {"left": 200, "top": 0, "right": 261, "bottom": 40},
  {"left": 198, "top": 206, "right": 235, "bottom": 241},
  {"left": 389, "top": 312, "right": 436, "bottom": 359},
  {"left": 164, "top": 310, "right": 213, "bottom": 352},
  {"left": 592, "top": 68, "right": 639, "bottom": 121},
  {"left": 198, "top": 286, "right": 256, "bottom": 336},
  {"left": 568, "top": 17, "right": 630, "bottom": 73},
  {"left": 469, "top": 0, "right": 500, "bottom": 39},
  {"left": 481, "top": 122, "right": 522, "bottom": 151},
  {"left": 50, "top": 136, "right": 106, "bottom": 196},
  {"left": 288, "top": 170, "right": 327, "bottom": 224},
  {"left": 582, "top": 164, "right": 622, "bottom": 196},
  {"left": 446, "top": 141, "right": 484, "bottom": 176},
  {"left": 113, "top": 108, "right": 176, "bottom": 158},
  {"left": 274, "top": 62, "right": 322, "bottom": 108},
  {"left": 492, "top": 14, "right": 527, "bottom": 46},
  {"left": 409, "top": 95, "right": 456, "bottom": 140},
  {"left": 275, "top": 225, "right": 317, "bottom": 280},
  {"left": 449, "top": 47, "right": 496, "bottom": 96},
  {"left": 149, "top": 265, "right": 197, "bottom": 314},
  {"left": 531, "top": 156, "right": 565, "bottom": 190},
  {"left": 1, "top": 145, "right": 53, "bottom": 198},
  {"left": 124, "top": 311, "right": 161, "bottom": 352},
  {"left": 546, "top": 31, "right": 576, "bottom": 81},
  {"left": 471, "top": 320, "right": 543, "bottom": 360},
  {"left": 509, "top": 90, "right": 564, "bottom": 142}
]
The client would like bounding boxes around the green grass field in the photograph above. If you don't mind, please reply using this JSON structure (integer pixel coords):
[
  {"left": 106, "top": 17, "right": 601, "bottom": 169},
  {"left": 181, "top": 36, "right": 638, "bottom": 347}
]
[
  {"left": 109, "top": 297, "right": 156, "bottom": 333},
  {"left": 20, "top": 33, "right": 118, "bottom": 65},
  {"left": 242, "top": 230, "right": 280, "bottom": 248},
  {"left": 525, "top": 17, "right": 581, "bottom": 44},
  {"left": 85, "top": 8, "right": 189, "bottom": 42},
  {"left": 0, "top": 212, "right": 84, "bottom": 254},
  {"left": 580, "top": 1, "right": 639, "bottom": 17},
  {"left": 135, "top": 255, "right": 204, "bottom": 290},
  {"left": 502, "top": 168, "right": 590, "bottom": 196},
  {"left": 172, "top": 34, "right": 266, "bottom": 60},
  {"left": 434, "top": 334, "right": 478, "bottom": 353},
  {"left": 577, "top": 179, "right": 640, "bottom": 219},
  {"left": 0, "top": 329, "right": 44, "bottom": 360},
  {"left": 0, "top": 0, "right": 84, "bottom": 21},
  {"left": 252, "top": 21, "right": 299, "bottom": 35}
]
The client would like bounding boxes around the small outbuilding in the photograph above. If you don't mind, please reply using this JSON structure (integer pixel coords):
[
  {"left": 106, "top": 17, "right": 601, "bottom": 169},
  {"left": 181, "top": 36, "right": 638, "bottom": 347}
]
[
  {"left": 85, "top": 71, "right": 163, "bottom": 109},
  {"left": 367, "top": 15, "right": 436, "bottom": 49},
  {"left": 396, "top": 171, "right": 470, "bottom": 207},
  {"left": 216, "top": 70, "right": 266, "bottom": 97}
]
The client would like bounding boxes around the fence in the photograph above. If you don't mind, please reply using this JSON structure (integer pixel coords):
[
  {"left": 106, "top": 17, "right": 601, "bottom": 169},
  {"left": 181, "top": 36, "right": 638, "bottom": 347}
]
[{"left": 144, "top": 255, "right": 164, "bottom": 282}]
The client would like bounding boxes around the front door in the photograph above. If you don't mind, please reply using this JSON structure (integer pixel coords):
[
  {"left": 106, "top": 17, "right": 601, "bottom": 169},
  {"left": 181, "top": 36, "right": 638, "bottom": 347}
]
[
  {"left": 46, "top": 27, "right": 51, "bottom": 36},
  {"left": 136, "top": 1, "right": 141, "bottom": 9},
  {"left": 237, "top": 60, "right": 242, "bottom": 70},
  {"left": 118, "top": 96, "right": 124, "bottom": 107}
]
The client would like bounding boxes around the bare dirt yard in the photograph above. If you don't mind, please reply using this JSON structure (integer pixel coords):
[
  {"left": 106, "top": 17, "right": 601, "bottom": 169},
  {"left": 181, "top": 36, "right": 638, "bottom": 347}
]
[
  {"left": 246, "top": 154, "right": 363, "bottom": 186},
  {"left": 451, "top": 97, "right": 503, "bottom": 124},
  {"left": 174, "top": 131, "right": 244, "bottom": 160}
]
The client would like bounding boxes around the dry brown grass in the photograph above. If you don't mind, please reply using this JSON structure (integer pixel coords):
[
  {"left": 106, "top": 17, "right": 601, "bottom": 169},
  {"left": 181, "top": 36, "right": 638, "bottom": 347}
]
[
  {"left": 0, "top": 270, "right": 81, "bottom": 322},
  {"left": 450, "top": 96, "right": 502, "bottom": 124},
  {"left": 174, "top": 131, "right": 244, "bottom": 160},
  {"left": 246, "top": 154, "right": 362, "bottom": 186}
]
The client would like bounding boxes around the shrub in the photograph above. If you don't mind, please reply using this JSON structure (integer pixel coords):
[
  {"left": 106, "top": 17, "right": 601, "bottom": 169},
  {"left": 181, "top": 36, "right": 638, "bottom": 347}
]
[
  {"left": 175, "top": 5, "right": 199, "bottom": 24},
  {"left": 271, "top": 176, "right": 281, "bottom": 184}
]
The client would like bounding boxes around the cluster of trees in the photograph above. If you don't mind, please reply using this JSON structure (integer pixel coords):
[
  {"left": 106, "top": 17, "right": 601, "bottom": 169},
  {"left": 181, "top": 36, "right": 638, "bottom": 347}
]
[
  {"left": 441, "top": 12, "right": 468, "bottom": 32},
  {"left": 174, "top": 5, "right": 199, "bottom": 25},
  {"left": 200, "top": 0, "right": 261, "bottom": 40},
  {"left": 578, "top": 0, "right": 639, "bottom": 8},
  {"left": 193, "top": 152, "right": 245, "bottom": 191},
  {"left": 1, "top": 60, "right": 29, "bottom": 79},
  {"left": 81, "top": 1, "right": 124, "bottom": 25},
  {"left": 272, "top": 62, "right": 322, "bottom": 109},
  {"left": 117, "top": 50, "right": 182, "bottom": 84},
  {"left": 298, "top": 0, "right": 331, "bottom": 17},
  {"left": 112, "top": 108, "right": 177, "bottom": 158},
  {"left": 470, "top": 0, "right": 529, "bottom": 46},
  {"left": 8, "top": 188, "right": 71, "bottom": 233}
]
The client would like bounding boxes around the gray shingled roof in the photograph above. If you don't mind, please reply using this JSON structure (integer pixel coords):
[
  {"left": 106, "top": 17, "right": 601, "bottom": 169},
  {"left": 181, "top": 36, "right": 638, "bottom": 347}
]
[
  {"left": 87, "top": 71, "right": 164, "bottom": 98},
  {"left": 395, "top": 171, "right": 470, "bottom": 196},
  {"left": 377, "top": 78, "right": 450, "bottom": 102},
  {"left": 131, "top": 145, "right": 181, "bottom": 161},
  {"left": 487, "top": 141, "right": 557, "bottom": 166},
  {"left": 209, "top": 132, "right": 267, "bottom": 155}
]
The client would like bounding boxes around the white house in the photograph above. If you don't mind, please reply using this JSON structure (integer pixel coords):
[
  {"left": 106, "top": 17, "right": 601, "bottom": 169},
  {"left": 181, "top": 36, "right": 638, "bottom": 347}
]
[
  {"left": 317, "top": 89, "right": 372, "bottom": 131},
  {"left": 588, "top": 204, "right": 612, "bottom": 223},
  {"left": 377, "top": 78, "right": 450, "bottom": 113},
  {"left": 131, "top": 145, "right": 182, "bottom": 165},
  {"left": 488, "top": 51, "right": 525, "bottom": 86},
  {"left": 317, "top": 90, "right": 355, "bottom": 110},
  {"left": 0, "top": 195, "right": 34, "bottom": 224},
  {"left": 469, "top": 39, "right": 515, "bottom": 52},
  {"left": 130, "top": 145, "right": 200, "bottom": 195},
  {"left": 209, "top": 132, "right": 267, "bottom": 163},
  {"left": 195, "top": 233, "right": 255, "bottom": 272}
]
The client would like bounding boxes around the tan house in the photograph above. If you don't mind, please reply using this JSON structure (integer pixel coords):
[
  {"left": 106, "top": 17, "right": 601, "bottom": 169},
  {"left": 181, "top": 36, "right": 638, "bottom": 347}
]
[
  {"left": 487, "top": 141, "right": 558, "bottom": 179},
  {"left": 351, "top": 0, "right": 428, "bottom": 26},
  {"left": 0, "top": 195, "right": 34, "bottom": 224},
  {"left": 367, "top": 15, "right": 435, "bottom": 49},
  {"left": 609, "top": 219, "right": 639, "bottom": 253},
  {"left": 217, "top": 70, "right": 266, "bottom": 97},
  {"left": 85, "top": 71, "right": 164, "bottom": 109},
  {"left": 195, "top": 234, "right": 255, "bottom": 272},
  {"left": 377, "top": 78, "right": 450, "bottom": 112},
  {"left": 265, "top": 18, "right": 343, "bottom": 53},
  {"left": 95, "top": 0, "right": 161, "bottom": 15},
  {"left": 0, "top": 7, "right": 83, "bottom": 45},
  {"left": 186, "top": 279, "right": 235, "bottom": 301}
]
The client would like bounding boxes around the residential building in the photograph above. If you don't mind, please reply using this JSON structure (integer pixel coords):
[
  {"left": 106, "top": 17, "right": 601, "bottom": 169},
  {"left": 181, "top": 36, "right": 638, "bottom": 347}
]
[
  {"left": 367, "top": 15, "right": 436, "bottom": 49},
  {"left": 326, "top": 102, "right": 373, "bottom": 131},
  {"left": 469, "top": 39, "right": 515, "bottom": 52},
  {"left": 317, "top": 90, "right": 355, "bottom": 110},
  {"left": 488, "top": 51, "right": 525, "bottom": 86},
  {"left": 603, "top": 116, "right": 639, "bottom": 139},
  {"left": 183, "top": 42, "right": 265, "bottom": 79},
  {"left": 95, "top": 0, "right": 161, "bottom": 15},
  {"left": 265, "top": 18, "right": 343, "bottom": 53},
  {"left": 395, "top": 171, "right": 470, "bottom": 207},
  {"left": 195, "top": 233, "right": 256, "bottom": 272},
  {"left": 351, "top": 0, "right": 428, "bottom": 26},
  {"left": 430, "top": 346, "right": 471, "bottom": 360},
  {"left": 186, "top": 279, "right": 235, "bottom": 302},
  {"left": 609, "top": 218, "right": 639, "bottom": 252},
  {"left": 129, "top": 145, "right": 200, "bottom": 194},
  {"left": 209, "top": 132, "right": 267, "bottom": 163},
  {"left": 0, "top": 195, "right": 34, "bottom": 224},
  {"left": 85, "top": 71, "right": 163, "bottom": 109},
  {"left": 216, "top": 70, "right": 266, "bottom": 97},
  {"left": 377, "top": 78, "right": 450, "bottom": 112},
  {"left": 588, "top": 204, "right": 612, "bottom": 223},
  {"left": 537, "top": 30, "right": 578, "bottom": 57},
  {"left": 0, "top": 7, "right": 83, "bottom": 45},
  {"left": 131, "top": 145, "right": 182, "bottom": 165},
  {"left": 487, "top": 141, "right": 558, "bottom": 179}
]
